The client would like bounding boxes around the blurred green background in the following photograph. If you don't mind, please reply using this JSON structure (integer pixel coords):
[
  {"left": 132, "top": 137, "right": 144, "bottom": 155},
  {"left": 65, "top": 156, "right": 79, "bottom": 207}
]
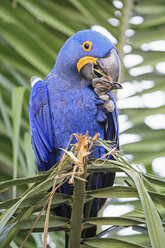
[{"left": 0, "top": 0, "right": 165, "bottom": 247}]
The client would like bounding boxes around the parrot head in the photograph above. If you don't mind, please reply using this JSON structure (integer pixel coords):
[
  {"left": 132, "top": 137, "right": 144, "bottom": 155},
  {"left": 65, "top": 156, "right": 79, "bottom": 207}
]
[{"left": 54, "top": 30, "right": 122, "bottom": 91}]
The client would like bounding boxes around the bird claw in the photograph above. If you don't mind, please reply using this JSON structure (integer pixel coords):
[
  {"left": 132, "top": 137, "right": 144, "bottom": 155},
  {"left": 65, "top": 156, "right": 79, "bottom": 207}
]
[
  {"left": 92, "top": 78, "right": 115, "bottom": 112},
  {"left": 92, "top": 77, "right": 113, "bottom": 95},
  {"left": 92, "top": 77, "right": 122, "bottom": 96}
]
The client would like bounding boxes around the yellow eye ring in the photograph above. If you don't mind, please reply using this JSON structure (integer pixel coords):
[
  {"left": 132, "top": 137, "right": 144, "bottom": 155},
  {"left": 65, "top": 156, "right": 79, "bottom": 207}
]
[{"left": 82, "top": 41, "right": 92, "bottom": 52}]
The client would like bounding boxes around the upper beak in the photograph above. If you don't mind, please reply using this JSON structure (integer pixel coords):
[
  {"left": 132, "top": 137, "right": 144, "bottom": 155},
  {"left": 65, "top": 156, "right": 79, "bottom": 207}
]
[
  {"left": 96, "top": 49, "right": 120, "bottom": 84},
  {"left": 78, "top": 48, "right": 122, "bottom": 90}
]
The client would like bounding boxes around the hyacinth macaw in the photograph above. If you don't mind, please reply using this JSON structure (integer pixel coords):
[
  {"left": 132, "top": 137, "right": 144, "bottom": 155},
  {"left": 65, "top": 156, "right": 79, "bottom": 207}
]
[{"left": 29, "top": 29, "right": 121, "bottom": 246}]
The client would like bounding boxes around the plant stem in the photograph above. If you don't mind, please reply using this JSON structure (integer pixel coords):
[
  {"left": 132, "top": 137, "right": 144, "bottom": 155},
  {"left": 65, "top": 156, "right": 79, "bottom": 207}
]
[
  {"left": 118, "top": 0, "right": 133, "bottom": 82},
  {"left": 68, "top": 161, "right": 87, "bottom": 248}
]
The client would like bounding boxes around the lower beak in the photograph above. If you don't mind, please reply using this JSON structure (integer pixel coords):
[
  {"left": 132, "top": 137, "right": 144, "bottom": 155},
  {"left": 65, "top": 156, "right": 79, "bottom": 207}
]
[{"left": 78, "top": 48, "right": 122, "bottom": 90}]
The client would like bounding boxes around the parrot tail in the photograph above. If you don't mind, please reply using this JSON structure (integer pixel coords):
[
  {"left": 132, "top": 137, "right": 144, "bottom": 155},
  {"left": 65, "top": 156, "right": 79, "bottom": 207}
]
[{"left": 65, "top": 233, "right": 69, "bottom": 248}]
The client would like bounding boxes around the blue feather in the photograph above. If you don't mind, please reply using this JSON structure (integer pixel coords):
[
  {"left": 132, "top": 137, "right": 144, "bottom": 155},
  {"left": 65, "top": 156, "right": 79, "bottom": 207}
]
[{"left": 29, "top": 81, "right": 55, "bottom": 171}]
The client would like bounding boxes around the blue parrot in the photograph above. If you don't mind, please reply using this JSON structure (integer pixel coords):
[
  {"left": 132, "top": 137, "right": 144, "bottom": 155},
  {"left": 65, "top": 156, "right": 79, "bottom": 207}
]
[{"left": 29, "top": 30, "right": 121, "bottom": 247}]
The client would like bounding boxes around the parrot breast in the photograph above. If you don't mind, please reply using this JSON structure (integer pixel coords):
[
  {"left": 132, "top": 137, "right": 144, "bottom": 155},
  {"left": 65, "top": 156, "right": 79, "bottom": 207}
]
[{"left": 47, "top": 75, "right": 106, "bottom": 161}]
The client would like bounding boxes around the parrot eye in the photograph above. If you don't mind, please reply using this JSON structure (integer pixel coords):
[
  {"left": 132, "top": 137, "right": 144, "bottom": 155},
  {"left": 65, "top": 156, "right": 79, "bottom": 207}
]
[{"left": 82, "top": 41, "right": 92, "bottom": 52}]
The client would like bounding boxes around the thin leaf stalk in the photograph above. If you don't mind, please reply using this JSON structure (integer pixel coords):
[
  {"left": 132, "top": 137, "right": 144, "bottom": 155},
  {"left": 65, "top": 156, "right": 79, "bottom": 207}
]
[
  {"left": 117, "top": 0, "right": 133, "bottom": 82},
  {"left": 43, "top": 177, "right": 68, "bottom": 248}
]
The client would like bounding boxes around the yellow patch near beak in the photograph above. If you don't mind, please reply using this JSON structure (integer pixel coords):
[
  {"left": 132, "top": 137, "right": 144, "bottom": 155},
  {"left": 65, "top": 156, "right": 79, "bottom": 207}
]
[{"left": 77, "top": 56, "right": 97, "bottom": 72}]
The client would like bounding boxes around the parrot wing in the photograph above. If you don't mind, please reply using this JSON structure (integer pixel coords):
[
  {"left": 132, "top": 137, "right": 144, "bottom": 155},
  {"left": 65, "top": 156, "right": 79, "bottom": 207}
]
[{"left": 29, "top": 81, "right": 54, "bottom": 171}]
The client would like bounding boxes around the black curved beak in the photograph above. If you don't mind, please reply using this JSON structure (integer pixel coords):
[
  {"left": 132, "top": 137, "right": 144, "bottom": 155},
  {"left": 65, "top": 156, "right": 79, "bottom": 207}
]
[
  {"left": 80, "top": 48, "right": 122, "bottom": 91},
  {"left": 96, "top": 49, "right": 120, "bottom": 84}
]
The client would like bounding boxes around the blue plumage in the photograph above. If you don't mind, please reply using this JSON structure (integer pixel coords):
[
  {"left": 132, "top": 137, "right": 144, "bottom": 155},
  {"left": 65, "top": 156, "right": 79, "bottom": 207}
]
[{"left": 29, "top": 30, "right": 120, "bottom": 245}]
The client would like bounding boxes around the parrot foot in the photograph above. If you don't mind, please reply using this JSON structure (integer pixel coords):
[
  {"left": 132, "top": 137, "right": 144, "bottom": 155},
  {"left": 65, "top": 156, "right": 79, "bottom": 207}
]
[
  {"left": 92, "top": 77, "right": 113, "bottom": 94},
  {"left": 92, "top": 78, "right": 115, "bottom": 112},
  {"left": 95, "top": 91, "right": 115, "bottom": 113},
  {"left": 99, "top": 94, "right": 115, "bottom": 112},
  {"left": 92, "top": 77, "right": 122, "bottom": 94}
]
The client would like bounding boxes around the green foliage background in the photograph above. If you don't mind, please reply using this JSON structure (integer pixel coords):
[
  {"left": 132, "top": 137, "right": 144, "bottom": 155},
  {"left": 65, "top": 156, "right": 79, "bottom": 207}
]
[{"left": 0, "top": 0, "right": 165, "bottom": 247}]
